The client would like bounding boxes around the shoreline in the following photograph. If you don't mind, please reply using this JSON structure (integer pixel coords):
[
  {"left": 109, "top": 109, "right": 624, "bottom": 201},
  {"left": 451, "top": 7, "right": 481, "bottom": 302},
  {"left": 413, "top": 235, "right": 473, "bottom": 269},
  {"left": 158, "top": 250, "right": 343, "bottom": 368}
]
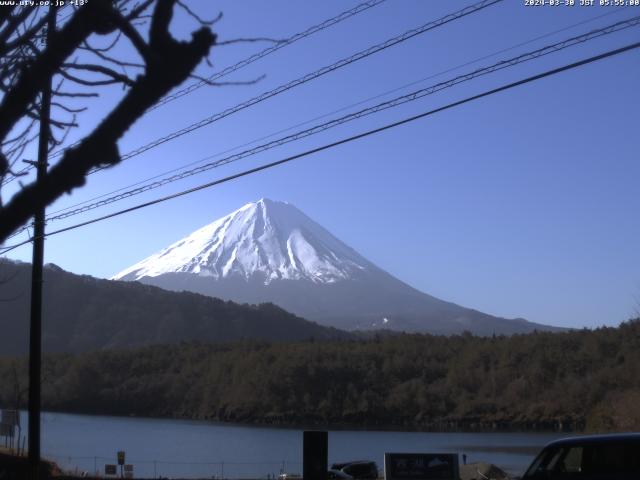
[{"left": 16, "top": 408, "right": 585, "bottom": 435}]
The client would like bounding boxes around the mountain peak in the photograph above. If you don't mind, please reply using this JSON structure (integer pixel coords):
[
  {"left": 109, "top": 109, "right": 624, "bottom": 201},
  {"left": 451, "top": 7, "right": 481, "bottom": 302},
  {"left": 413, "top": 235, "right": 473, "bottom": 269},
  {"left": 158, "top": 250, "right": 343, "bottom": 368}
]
[
  {"left": 255, "top": 197, "right": 284, "bottom": 206},
  {"left": 112, "top": 199, "right": 371, "bottom": 284},
  {"left": 112, "top": 199, "right": 563, "bottom": 335},
  {"left": 243, "top": 197, "right": 283, "bottom": 211}
]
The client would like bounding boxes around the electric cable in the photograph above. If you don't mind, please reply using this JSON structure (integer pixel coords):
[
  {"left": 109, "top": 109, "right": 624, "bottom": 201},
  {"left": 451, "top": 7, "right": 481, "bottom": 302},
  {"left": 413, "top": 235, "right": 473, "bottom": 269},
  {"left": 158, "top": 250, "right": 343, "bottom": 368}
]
[
  {"left": 150, "top": 0, "right": 389, "bottom": 110},
  {"left": 87, "top": 0, "right": 503, "bottom": 174},
  {"left": 1, "top": 0, "right": 389, "bottom": 185},
  {"left": 41, "top": 5, "right": 633, "bottom": 221},
  {"left": 38, "top": 15, "right": 640, "bottom": 225},
  {"left": 2, "top": 40, "right": 637, "bottom": 255}
]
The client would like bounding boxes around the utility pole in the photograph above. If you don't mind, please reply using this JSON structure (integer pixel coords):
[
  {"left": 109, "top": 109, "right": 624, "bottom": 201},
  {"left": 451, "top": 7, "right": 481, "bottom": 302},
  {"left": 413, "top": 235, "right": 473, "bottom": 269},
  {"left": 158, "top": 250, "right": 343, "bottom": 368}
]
[{"left": 28, "top": 5, "right": 56, "bottom": 479}]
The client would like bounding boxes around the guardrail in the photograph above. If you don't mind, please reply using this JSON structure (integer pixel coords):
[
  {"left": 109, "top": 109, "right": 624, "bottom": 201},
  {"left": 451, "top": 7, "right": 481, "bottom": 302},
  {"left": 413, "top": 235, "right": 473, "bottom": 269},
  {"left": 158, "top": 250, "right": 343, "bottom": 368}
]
[{"left": 43, "top": 453, "right": 303, "bottom": 479}]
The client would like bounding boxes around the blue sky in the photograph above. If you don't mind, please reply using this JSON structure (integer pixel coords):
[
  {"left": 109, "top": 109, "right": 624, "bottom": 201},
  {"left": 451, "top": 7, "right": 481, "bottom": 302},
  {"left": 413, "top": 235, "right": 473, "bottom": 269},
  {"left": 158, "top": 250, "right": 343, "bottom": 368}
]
[{"left": 3, "top": 0, "right": 639, "bottom": 329}]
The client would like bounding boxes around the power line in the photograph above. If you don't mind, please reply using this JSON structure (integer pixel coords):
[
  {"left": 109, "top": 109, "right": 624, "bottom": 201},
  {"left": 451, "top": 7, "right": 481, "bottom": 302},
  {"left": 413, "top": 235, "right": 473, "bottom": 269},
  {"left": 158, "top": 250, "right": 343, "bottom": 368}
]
[
  {"left": 87, "top": 0, "right": 503, "bottom": 174},
  {"left": 36, "top": 15, "right": 640, "bottom": 225},
  {"left": 27, "top": 4, "right": 56, "bottom": 477},
  {"left": 2, "top": 40, "right": 638, "bottom": 255},
  {"left": 5, "top": 11, "right": 637, "bottom": 242},
  {"left": 41, "top": 6, "right": 633, "bottom": 223},
  {"left": 2, "top": 0, "right": 389, "bottom": 186},
  {"left": 150, "top": 0, "right": 388, "bottom": 111}
]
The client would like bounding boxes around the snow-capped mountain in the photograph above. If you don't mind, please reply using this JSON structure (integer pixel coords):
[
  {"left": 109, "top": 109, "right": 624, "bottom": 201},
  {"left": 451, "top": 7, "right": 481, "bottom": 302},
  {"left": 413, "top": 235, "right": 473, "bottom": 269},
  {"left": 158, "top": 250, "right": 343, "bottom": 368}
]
[
  {"left": 113, "top": 199, "right": 562, "bottom": 335},
  {"left": 114, "top": 198, "right": 373, "bottom": 285}
]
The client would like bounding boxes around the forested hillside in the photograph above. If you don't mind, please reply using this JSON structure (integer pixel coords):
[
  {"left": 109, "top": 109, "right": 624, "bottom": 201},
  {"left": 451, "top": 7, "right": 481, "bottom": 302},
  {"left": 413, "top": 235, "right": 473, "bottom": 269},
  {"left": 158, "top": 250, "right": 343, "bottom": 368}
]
[
  {"left": 1, "top": 320, "right": 639, "bottom": 432},
  {"left": 0, "top": 259, "right": 350, "bottom": 354}
]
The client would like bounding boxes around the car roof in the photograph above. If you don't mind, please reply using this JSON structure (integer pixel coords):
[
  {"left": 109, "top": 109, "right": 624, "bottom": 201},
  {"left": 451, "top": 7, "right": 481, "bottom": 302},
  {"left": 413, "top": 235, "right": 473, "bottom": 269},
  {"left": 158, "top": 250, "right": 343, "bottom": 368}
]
[
  {"left": 544, "top": 433, "right": 640, "bottom": 448},
  {"left": 332, "top": 461, "right": 375, "bottom": 468}
]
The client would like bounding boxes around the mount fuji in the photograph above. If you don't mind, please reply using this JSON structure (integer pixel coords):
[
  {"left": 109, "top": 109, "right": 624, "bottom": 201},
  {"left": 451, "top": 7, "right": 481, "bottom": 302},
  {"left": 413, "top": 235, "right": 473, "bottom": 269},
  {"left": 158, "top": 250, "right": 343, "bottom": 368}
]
[{"left": 113, "top": 199, "right": 560, "bottom": 335}]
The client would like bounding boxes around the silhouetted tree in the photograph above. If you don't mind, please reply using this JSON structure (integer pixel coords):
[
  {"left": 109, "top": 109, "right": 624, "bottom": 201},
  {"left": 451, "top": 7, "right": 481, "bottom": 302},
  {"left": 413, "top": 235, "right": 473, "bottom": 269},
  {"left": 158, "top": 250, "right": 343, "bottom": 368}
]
[{"left": 0, "top": 0, "right": 217, "bottom": 243}]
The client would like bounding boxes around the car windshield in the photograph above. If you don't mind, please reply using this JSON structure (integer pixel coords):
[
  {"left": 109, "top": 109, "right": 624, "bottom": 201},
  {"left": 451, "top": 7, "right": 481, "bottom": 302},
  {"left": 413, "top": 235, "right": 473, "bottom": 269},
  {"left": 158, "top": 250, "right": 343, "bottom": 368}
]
[{"left": 524, "top": 442, "right": 640, "bottom": 478}]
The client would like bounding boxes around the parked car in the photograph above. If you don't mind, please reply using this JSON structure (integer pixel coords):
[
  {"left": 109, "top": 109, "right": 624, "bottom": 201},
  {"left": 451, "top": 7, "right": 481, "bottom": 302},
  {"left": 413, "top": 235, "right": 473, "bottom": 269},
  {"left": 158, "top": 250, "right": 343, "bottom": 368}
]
[
  {"left": 330, "top": 461, "right": 378, "bottom": 479},
  {"left": 520, "top": 433, "right": 640, "bottom": 480},
  {"left": 278, "top": 473, "right": 302, "bottom": 480},
  {"left": 327, "top": 469, "right": 354, "bottom": 480}
]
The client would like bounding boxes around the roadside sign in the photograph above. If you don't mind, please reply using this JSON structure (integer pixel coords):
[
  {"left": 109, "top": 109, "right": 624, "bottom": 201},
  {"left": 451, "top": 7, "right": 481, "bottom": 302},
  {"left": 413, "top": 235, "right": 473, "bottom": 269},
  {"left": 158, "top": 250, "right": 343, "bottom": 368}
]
[
  {"left": 1, "top": 409, "right": 19, "bottom": 426},
  {"left": 384, "top": 453, "right": 459, "bottom": 480},
  {"left": 105, "top": 464, "right": 117, "bottom": 475},
  {"left": 117, "top": 450, "right": 126, "bottom": 465},
  {"left": 124, "top": 464, "right": 134, "bottom": 472}
]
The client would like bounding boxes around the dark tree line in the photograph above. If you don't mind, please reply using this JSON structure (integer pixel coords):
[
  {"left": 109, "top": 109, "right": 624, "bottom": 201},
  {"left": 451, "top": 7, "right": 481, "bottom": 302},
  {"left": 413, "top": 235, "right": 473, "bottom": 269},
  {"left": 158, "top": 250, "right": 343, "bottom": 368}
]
[{"left": 1, "top": 319, "right": 639, "bottom": 432}]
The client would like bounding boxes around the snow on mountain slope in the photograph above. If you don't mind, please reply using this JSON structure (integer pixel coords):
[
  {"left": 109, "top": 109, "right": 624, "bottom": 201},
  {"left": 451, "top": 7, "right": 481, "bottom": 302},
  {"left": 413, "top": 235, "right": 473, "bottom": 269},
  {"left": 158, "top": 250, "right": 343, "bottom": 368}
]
[
  {"left": 113, "top": 198, "right": 564, "bottom": 335},
  {"left": 113, "top": 199, "right": 373, "bottom": 284}
]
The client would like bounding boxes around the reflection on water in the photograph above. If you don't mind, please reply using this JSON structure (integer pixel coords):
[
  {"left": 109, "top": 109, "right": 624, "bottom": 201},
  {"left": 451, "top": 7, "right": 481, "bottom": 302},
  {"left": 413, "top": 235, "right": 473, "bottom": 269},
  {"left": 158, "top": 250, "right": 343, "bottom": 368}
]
[{"left": 17, "top": 411, "right": 564, "bottom": 478}]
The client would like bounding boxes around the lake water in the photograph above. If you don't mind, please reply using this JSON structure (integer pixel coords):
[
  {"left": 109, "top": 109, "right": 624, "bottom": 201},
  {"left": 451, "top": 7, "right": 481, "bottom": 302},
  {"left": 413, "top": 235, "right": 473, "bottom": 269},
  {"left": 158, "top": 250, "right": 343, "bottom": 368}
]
[{"left": 14, "top": 411, "right": 565, "bottom": 478}]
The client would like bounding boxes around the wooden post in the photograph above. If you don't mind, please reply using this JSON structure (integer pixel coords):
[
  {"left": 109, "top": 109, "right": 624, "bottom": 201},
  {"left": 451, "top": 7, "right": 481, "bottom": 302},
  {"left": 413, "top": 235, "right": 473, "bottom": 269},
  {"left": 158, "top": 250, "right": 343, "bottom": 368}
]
[{"left": 28, "top": 5, "right": 55, "bottom": 480}]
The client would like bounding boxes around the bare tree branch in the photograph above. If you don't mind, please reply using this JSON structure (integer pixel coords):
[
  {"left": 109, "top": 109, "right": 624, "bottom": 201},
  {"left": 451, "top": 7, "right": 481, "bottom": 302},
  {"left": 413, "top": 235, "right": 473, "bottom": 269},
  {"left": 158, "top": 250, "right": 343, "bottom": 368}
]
[
  {"left": 86, "top": 30, "right": 122, "bottom": 52},
  {"left": 51, "top": 101, "right": 87, "bottom": 114},
  {"left": 176, "top": 1, "right": 222, "bottom": 27},
  {"left": 2, "top": 13, "right": 48, "bottom": 56},
  {"left": 126, "top": 0, "right": 157, "bottom": 21},
  {"left": 108, "top": 11, "right": 153, "bottom": 63},
  {"left": 0, "top": 0, "right": 216, "bottom": 242},
  {"left": 52, "top": 89, "right": 100, "bottom": 98},
  {"left": 82, "top": 44, "right": 145, "bottom": 69},
  {"left": 0, "top": 1, "right": 112, "bottom": 142},
  {"left": 61, "top": 63, "right": 136, "bottom": 87},
  {"left": 0, "top": 8, "right": 33, "bottom": 50},
  {"left": 0, "top": 6, "right": 17, "bottom": 28}
]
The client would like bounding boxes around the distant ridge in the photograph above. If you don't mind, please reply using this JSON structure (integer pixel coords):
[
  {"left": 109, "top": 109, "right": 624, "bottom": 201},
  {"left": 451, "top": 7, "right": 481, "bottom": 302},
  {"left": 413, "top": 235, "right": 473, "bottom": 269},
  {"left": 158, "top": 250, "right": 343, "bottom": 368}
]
[
  {"left": 114, "top": 199, "right": 563, "bottom": 335},
  {"left": 0, "top": 258, "right": 350, "bottom": 355}
]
